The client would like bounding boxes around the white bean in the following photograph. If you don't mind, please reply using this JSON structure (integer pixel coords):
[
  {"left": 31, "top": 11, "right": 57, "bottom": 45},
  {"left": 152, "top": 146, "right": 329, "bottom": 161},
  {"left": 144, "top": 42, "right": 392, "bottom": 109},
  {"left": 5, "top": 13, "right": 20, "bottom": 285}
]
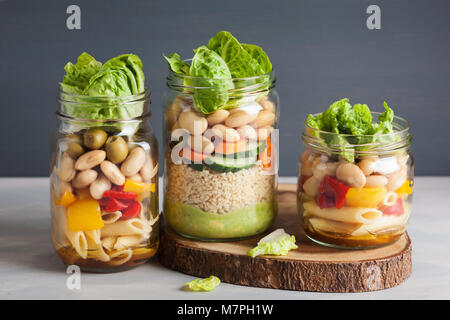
[
  {"left": 336, "top": 162, "right": 366, "bottom": 188},
  {"left": 101, "top": 161, "right": 126, "bottom": 186},
  {"left": 357, "top": 158, "right": 378, "bottom": 176},
  {"left": 57, "top": 152, "right": 76, "bottom": 182},
  {"left": 386, "top": 166, "right": 407, "bottom": 191},
  {"left": 89, "top": 174, "right": 111, "bottom": 199},
  {"left": 72, "top": 170, "right": 98, "bottom": 189},
  {"left": 364, "top": 175, "right": 388, "bottom": 188},
  {"left": 121, "top": 147, "right": 146, "bottom": 176},
  {"left": 75, "top": 150, "right": 106, "bottom": 170},
  {"left": 303, "top": 176, "right": 321, "bottom": 197}
]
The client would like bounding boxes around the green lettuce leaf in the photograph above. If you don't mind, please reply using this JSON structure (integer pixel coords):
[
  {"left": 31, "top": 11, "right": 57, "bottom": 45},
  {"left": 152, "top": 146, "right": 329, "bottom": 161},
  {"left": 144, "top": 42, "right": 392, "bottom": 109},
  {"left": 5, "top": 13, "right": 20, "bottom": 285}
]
[
  {"left": 164, "top": 53, "right": 190, "bottom": 75},
  {"left": 247, "top": 229, "right": 298, "bottom": 258},
  {"left": 61, "top": 52, "right": 102, "bottom": 94},
  {"left": 189, "top": 46, "right": 233, "bottom": 114},
  {"left": 242, "top": 43, "right": 272, "bottom": 74},
  {"left": 185, "top": 276, "right": 221, "bottom": 292},
  {"left": 207, "top": 31, "right": 264, "bottom": 78}
]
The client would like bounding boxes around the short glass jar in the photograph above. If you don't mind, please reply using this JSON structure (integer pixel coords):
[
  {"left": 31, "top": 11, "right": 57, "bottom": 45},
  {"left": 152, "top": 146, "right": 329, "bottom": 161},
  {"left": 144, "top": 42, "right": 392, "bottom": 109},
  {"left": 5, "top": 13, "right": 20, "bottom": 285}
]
[
  {"left": 297, "top": 113, "right": 413, "bottom": 249},
  {"left": 163, "top": 69, "right": 279, "bottom": 241},
  {"left": 50, "top": 89, "right": 159, "bottom": 272}
]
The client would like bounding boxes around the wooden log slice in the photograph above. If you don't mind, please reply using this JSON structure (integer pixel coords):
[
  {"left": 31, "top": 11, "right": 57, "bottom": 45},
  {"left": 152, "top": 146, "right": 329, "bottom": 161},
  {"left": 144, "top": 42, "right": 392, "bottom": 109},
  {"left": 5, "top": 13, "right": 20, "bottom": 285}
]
[{"left": 158, "top": 184, "right": 412, "bottom": 292}]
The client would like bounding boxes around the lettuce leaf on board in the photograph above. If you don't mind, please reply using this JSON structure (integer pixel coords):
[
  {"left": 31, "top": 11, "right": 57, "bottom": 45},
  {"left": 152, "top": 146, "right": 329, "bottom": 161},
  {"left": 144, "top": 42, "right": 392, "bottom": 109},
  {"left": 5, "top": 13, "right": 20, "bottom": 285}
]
[
  {"left": 185, "top": 276, "right": 221, "bottom": 292},
  {"left": 189, "top": 46, "right": 234, "bottom": 114},
  {"left": 60, "top": 52, "right": 102, "bottom": 94},
  {"left": 247, "top": 229, "right": 298, "bottom": 258}
]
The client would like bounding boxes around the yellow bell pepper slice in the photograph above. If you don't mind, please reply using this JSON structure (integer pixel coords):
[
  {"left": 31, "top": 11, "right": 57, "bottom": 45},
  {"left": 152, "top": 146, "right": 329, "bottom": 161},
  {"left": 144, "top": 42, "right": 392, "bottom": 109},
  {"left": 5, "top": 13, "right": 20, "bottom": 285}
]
[
  {"left": 67, "top": 199, "right": 104, "bottom": 232},
  {"left": 123, "top": 179, "right": 155, "bottom": 194},
  {"left": 396, "top": 180, "right": 413, "bottom": 195},
  {"left": 54, "top": 191, "right": 77, "bottom": 207},
  {"left": 345, "top": 187, "right": 387, "bottom": 208}
]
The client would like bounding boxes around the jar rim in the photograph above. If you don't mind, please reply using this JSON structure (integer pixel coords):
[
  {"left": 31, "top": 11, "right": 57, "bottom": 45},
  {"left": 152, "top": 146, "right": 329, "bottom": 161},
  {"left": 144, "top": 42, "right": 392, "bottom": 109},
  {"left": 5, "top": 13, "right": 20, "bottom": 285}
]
[
  {"left": 302, "top": 112, "right": 412, "bottom": 154},
  {"left": 166, "top": 59, "right": 275, "bottom": 92}
]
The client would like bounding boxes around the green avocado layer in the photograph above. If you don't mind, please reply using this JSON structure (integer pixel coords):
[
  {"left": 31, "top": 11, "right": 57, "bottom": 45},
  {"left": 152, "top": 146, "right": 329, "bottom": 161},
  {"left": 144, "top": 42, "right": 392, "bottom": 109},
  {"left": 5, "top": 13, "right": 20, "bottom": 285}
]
[{"left": 164, "top": 199, "right": 276, "bottom": 240}]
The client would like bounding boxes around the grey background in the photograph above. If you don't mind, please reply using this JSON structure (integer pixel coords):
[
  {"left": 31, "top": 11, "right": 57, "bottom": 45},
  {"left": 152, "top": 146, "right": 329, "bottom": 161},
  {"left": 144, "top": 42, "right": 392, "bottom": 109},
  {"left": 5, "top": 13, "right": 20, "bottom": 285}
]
[{"left": 0, "top": 0, "right": 449, "bottom": 177}]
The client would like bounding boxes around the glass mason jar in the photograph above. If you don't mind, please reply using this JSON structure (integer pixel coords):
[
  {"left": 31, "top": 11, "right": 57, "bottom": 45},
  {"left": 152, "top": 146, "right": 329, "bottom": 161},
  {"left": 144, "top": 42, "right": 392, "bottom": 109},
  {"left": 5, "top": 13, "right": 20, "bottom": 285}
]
[
  {"left": 297, "top": 113, "right": 413, "bottom": 249},
  {"left": 162, "top": 69, "right": 279, "bottom": 241},
  {"left": 50, "top": 89, "right": 159, "bottom": 272}
]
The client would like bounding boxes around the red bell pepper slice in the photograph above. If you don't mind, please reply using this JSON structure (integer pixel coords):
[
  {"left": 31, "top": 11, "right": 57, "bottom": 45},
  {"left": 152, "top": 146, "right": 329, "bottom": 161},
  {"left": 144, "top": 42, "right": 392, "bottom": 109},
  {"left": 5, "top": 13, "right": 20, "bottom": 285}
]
[
  {"left": 316, "top": 175, "right": 350, "bottom": 209},
  {"left": 103, "top": 190, "right": 137, "bottom": 201},
  {"left": 382, "top": 198, "right": 404, "bottom": 216},
  {"left": 120, "top": 201, "right": 141, "bottom": 220},
  {"left": 102, "top": 198, "right": 128, "bottom": 213}
]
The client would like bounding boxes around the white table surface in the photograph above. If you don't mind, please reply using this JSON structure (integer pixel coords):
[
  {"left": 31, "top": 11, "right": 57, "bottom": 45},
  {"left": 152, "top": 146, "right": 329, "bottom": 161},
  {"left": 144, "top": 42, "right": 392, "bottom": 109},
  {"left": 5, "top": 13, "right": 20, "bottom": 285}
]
[{"left": 0, "top": 177, "right": 449, "bottom": 300}]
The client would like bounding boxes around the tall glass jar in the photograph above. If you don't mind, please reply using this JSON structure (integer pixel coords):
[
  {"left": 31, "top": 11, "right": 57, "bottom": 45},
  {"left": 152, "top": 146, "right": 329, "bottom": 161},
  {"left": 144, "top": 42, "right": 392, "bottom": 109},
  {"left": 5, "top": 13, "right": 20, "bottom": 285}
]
[
  {"left": 163, "top": 69, "right": 279, "bottom": 241},
  {"left": 50, "top": 89, "right": 159, "bottom": 272},
  {"left": 297, "top": 113, "right": 413, "bottom": 249}
]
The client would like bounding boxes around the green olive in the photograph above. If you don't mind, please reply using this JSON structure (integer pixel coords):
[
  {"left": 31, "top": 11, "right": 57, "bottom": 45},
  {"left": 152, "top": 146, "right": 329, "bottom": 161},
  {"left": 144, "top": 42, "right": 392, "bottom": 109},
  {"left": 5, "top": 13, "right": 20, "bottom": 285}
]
[
  {"left": 66, "top": 142, "right": 84, "bottom": 158},
  {"left": 105, "top": 136, "right": 129, "bottom": 164},
  {"left": 84, "top": 128, "right": 108, "bottom": 150}
]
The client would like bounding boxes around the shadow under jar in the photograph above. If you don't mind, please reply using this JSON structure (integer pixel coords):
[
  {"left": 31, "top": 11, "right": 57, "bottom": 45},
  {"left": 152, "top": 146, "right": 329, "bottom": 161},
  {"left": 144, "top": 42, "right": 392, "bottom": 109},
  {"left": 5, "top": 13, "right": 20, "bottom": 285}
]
[
  {"left": 162, "top": 68, "right": 279, "bottom": 241},
  {"left": 298, "top": 113, "right": 413, "bottom": 249},
  {"left": 50, "top": 89, "right": 159, "bottom": 272}
]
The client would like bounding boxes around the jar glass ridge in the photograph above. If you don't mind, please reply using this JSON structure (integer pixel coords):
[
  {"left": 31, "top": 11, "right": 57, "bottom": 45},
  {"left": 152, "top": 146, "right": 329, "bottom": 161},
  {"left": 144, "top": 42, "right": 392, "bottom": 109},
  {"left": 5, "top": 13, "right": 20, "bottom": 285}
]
[
  {"left": 163, "top": 69, "right": 279, "bottom": 241},
  {"left": 50, "top": 89, "right": 159, "bottom": 272}
]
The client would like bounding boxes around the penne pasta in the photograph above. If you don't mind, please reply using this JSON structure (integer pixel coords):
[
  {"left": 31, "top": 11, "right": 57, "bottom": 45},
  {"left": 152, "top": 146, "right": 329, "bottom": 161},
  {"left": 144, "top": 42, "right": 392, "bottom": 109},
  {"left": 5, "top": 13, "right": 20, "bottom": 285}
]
[
  {"left": 102, "top": 236, "right": 117, "bottom": 251},
  {"left": 101, "top": 211, "right": 122, "bottom": 224},
  {"left": 382, "top": 191, "right": 398, "bottom": 207},
  {"left": 303, "top": 201, "right": 383, "bottom": 224},
  {"left": 101, "top": 218, "right": 151, "bottom": 237},
  {"left": 85, "top": 229, "right": 110, "bottom": 262},
  {"left": 59, "top": 207, "right": 88, "bottom": 259},
  {"left": 114, "top": 235, "right": 148, "bottom": 250},
  {"left": 109, "top": 248, "right": 133, "bottom": 266},
  {"left": 309, "top": 217, "right": 362, "bottom": 235}
]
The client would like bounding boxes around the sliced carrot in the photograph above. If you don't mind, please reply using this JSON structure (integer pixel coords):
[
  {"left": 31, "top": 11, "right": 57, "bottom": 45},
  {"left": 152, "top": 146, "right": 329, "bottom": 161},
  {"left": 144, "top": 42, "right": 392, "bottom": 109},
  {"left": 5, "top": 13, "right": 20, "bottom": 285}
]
[
  {"left": 214, "top": 139, "right": 247, "bottom": 155},
  {"left": 258, "top": 136, "right": 272, "bottom": 170},
  {"left": 180, "top": 148, "right": 206, "bottom": 163}
]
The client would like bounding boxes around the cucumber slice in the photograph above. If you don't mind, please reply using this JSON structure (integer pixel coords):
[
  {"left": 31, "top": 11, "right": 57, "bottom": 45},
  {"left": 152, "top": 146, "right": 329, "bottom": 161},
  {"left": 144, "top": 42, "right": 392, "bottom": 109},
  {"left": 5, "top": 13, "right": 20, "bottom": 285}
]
[
  {"left": 216, "top": 140, "right": 266, "bottom": 159},
  {"left": 205, "top": 155, "right": 256, "bottom": 173}
]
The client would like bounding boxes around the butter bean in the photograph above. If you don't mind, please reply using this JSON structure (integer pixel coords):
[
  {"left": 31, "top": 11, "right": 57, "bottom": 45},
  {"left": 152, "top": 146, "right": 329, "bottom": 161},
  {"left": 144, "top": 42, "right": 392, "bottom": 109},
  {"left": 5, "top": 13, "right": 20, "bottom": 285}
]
[
  {"left": 258, "top": 96, "right": 275, "bottom": 113},
  {"left": 211, "top": 124, "right": 240, "bottom": 142},
  {"left": 178, "top": 110, "right": 208, "bottom": 135},
  {"left": 248, "top": 110, "right": 276, "bottom": 128},
  {"left": 357, "top": 158, "right": 378, "bottom": 176},
  {"left": 206, "top": 109, "right": 230, "bottom": 126},
  {"left": 386, "top": 166, "right": 407, "bottom": 191},
  {"left": 256, "top": 126, "right": 274, "bottom": 141},
  {"left": 225, "top": 110, "right": 258, "bottom": 128},
  {"left": 312, "top": 158, "right": 339, "bottom": 181},
  {"left": 336, "top": 162, "right": 366, "bottom": 188},
  {"left": 58, "top": 180, "right": 73, "bottom": 194},
  {"left": 237, "top": 125, "right": 257, "bottom": 141},
  {"left": 140, "top": 156, "right": 155, "bottom": 182},
  {"left": 57, "top": 152, "right": 76, "bottom": 182},
  {"left": 167, "top": 98, "right": 184, "bottom": 130},
  {"left": 128, "top": 174, "right": 143, "bottom": 183},
  {"left": 120, "top": 147, "right": 146, "bottom": 176},
  {"left": 72, "top": 169, "right": 98, "bottom": 189},
  {"left": 188, "top": 135, "right": 214, "bottom": 154},
  {"left": 89, "top": 174, "right": 111, "bottom": 199},
  {"left": 365, "top": 175, "right": 388, "bottom": 188},
  {"left": 303, "top": 176, "right": 321, "bottom": 197},
  {"left": 101, "top": 160, "right": 126, "bottom": 186},
  {"left": 75, "top": 150, "right": 106, "bottom": 170}
]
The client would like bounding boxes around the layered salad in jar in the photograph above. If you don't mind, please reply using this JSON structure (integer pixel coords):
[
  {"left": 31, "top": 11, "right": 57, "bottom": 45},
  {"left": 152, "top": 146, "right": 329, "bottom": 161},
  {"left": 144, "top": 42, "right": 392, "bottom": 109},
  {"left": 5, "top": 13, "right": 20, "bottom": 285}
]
[
  {"left": 51, "top": 53, "right": 159, "bottom": 271},
  {"left": 163, "top": 31, "right": 279, "bottom": 240},
  {"left": 298, "top": 98, "right": 413, "bottom": 248}
]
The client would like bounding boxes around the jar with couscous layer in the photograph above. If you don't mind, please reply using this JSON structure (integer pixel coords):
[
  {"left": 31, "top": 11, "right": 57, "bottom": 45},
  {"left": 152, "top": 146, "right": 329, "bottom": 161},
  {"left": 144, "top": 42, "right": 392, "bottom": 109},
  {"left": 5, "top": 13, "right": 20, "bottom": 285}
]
[
  {"left": 162, "top": 63, "right": 279, "bottom": 241},
  {"left": 298, "top": 100, "right": 413, "bottom": 249}
]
